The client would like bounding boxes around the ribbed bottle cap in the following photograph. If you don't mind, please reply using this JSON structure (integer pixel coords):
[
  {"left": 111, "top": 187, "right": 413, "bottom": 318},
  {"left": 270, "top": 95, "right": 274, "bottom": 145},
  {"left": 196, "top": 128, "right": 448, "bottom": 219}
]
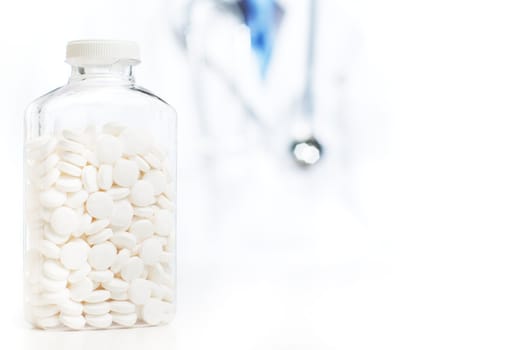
[{"left": 65, "top": 40, "right": 140, "bottom": 66}]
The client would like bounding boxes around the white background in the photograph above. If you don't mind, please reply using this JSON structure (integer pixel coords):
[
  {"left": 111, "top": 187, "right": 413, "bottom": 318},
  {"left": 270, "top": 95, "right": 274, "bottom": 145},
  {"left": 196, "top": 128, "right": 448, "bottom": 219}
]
[{"left": 1, "top": 0, "right": 520, "bottom": 349}]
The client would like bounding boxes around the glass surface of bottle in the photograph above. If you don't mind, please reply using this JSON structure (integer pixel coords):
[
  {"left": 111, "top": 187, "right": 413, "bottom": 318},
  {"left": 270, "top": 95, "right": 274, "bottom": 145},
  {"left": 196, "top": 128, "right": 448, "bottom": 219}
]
[{"left": 23, "top": 40, "right": 177, "bottom": 330}]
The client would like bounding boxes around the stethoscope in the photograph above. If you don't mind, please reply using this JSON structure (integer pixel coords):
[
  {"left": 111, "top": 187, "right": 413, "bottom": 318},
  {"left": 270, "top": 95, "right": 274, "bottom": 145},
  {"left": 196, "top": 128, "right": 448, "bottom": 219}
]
[{"left": 173, "top": 0, "right": 323, "bottom": 167}]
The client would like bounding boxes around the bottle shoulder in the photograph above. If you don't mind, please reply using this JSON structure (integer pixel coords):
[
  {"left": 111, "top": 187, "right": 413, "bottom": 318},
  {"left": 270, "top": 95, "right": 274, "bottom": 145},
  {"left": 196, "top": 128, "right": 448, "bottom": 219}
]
[
  {"left": 26, "top": 82, "right": 176, "bottom": 119},
  {"left": 25, "top": 86, "right": 64, "bottom": 115},
  {"left": 130, "top": 85, "right": 172, "bottom": 108}
]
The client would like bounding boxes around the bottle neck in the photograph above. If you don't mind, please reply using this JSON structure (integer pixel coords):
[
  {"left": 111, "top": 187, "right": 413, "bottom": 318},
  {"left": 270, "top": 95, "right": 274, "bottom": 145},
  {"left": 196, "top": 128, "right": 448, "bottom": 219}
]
[{"left": 68, "top": 63, "right": 135, "bottom": 84}]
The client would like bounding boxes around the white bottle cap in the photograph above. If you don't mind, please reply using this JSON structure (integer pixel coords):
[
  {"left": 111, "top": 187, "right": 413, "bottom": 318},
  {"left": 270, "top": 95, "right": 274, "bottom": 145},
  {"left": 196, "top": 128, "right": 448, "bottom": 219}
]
[{"left": 66, "top": 40, "right": 140, "bottom": 66}]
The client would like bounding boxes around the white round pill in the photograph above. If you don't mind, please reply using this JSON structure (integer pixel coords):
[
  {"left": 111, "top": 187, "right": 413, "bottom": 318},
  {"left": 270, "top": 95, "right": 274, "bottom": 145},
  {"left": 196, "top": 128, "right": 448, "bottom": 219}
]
[
  {"left": 150, "top": 282, "right": 164, "bottom": 299},
  {"left": 40, "top": 276, "right": 67, "bottom": 292},
  {"left": 120, "top": 129, "right": 152, "bottom": 156},
  {"left": 43, "top": 226, "right": 69, "bottom": 245},
  {"left": 142, "top": 298, "right": 165, "bottom": 325},
  {"left": 110, "top": 249, "right": 131, "bottom": 274},
  {"left": 63, "top": 126, "right": 81, "bottom": 143},
  {"left": 84, "top": 149, "right": 99, "bottom": 167},
  {"left": 69, "top": 277, "right": 94, "bottom": 302},
  {"left": 65, "top": 190, "right": 88, "bottom": 209},
  {"left": 88, "top": 242, "right": 117, "bottom": 270},
  {"left": 119, "top": 129, "right": 139, "bottom": 156},
  {"left": 84, "top": 290, "right": 111, "bottom": 303},
  {"left": 36, "top": 315, "right": 60, "bottom": 329},
  {"left": 111, "top": 312, "right": 137, "bottom": 327},
  {"left": 55, "top": 176, "right": 83, "bottom": 192},
  {"left": 153, "top": 209, "right": 173, "bottom": 237},
  {"left": 59, "top": 139, "right": 85, "bottom": 154},
  {"left": 85, "top": 313, "right": 112, "bottom": 328},
  {"left": 68, "top": 263, "right": 91, "bottom": 284},
  {"left": 107, "top": 187, "right": 130, "bottom": 200},
  {"left": 96, "top": 134, "right": 122, "bottom": 164},
  {"left": 143, "top": 153, "right": 161, "bottom": 169},
  {"left": 60, "top": 239, "right": 90, "bottom": 270},
  {"left": 26, "top": 136, "right": 50, "bottom": 154},
  {"left": 143, "top": 170, "right": 167, "bottom": 195},
  {"left": 102, "top": 122, "right": 126, "bottom": 136},
  {"left": 40, "top": 137, "right": 58, "bottom": 160},
  {"left": 85, "top": 218, "right": 109, "bottom": 235},
  {"left": 41, "top": 289, "right": 70, "bottom": 304},
  {"left": 62, "top": 151, "right": 87, "bottom": 167},
  {"left": 38, "top": 239, "right": 61, "bottom": 259},
  {"left": 39, "top": 188, "right": 67, "bottom": 208},
  {"left": 102, "top": 278, "right": 129, "bottom": 293},
  {"left": 110, "top": 200, "right": 133, "bottom": 228},
  {"left": 160, "top": 251, "right": 173, "bottom": 263},
  {"left": 39, "top": 169, "right": 60, "bottom": 191},
  {"left": 109, "top": 301, "right": 136, "bottom": 314},
  {"left": 82, "top": 125, "right": 95, "bottom": 143},
  {"left": 57, "top": 160, "right": 82, "bottom": 177},
  {"left": 29, "top": 283, "right": 43, "bottom": 297},
  {"left": 110, "top": 291, "right": 129, "bottom": 301},
  {"left": 133, "top": 206, "right": 155, "bottom": 218},
  {"left": 139, "top": 238, "right": 163, "bottom": 265},
  {"left": 40, "top": 208, "right": 53, "bottom": 222},
  {"left": 131, "top": 155, "right": 150, "bottom": 172},
  {"left": 32, "top": 304, "right": 59, "bottom": 319},
  {"left": 148, "top": 263, "right": 169, "bottom": 285},
  {"left": 42, "top": 153, "right": 60, "bottom": 172},
  {"left": 25, "top": 249, "right": 42, "bottom": 278},
  {"left": 130, "top": 180, "right": 155, "bottom": 207},
  {"left": 128, "top": 278, "right": 151, "bottom": 305},
  {"left": 59, "top": 300, "right": 83, "bottom": 316},
  {"left": 87, "top": 228, "right": 114, "bottom": 245},
  {"left": 60, "top": 314, "right": 86, "bottom": 330},
  {"left": 62, "top": 128, "right": 85, "bottom": 142},
  {"left": 86, "top": 192, "right": 114, "bottom": 219},
  {"left": 26, "top": 135, "right": 50, "bottom": 153},
  {"left": 157, "top": 195, "right": 174, "bottom": 210},
  {"left": 110, "top": 232, "right": 137, "bottom": 250},
  {"left": 97, "top": 164, "right": 113, "bottom": 190},
  {"left": 162, "top": 287, "right": 175, "bottom": 302},
  {"left": 113, "top": 159, "right": 139, "bottom": 187},
  {"left": 81, "top": 165, "right": 99, "bottom": 193},
  {"left": 27, "top": 213, "right": 43, "bottom": 227},
  {"left": 84, "top": 302, "right": 110, "bottom": 316},
  {"left": 87, "top": 269, "right": 114, "bottom": 283},
  {"left": 130, "top": 219, "right": 153, "bottom": 241},
  {"left": 50, "top": 207, "right": 79, "bottom": 236},
  {"left": 121, "top": 257, "right": 144, "bottom": 282},
  {"left": 42, "top": 260, "right": 69, "bottom": 281},
  {"left": 31, "top": 163, "right": 46, "bottom": 180}
]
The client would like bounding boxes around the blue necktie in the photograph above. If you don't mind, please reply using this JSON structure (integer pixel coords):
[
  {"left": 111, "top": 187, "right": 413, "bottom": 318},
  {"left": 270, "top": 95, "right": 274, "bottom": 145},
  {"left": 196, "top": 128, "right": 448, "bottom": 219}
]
[{"left": 239, "top": 0, "right": 277, "bottom": 78}]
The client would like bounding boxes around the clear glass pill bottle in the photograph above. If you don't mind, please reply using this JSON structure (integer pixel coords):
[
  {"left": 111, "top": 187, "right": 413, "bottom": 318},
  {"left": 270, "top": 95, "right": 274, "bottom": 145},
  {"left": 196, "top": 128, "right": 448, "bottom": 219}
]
[{"left": 24, "top": 40, "right": 177, "bottom": 330}]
